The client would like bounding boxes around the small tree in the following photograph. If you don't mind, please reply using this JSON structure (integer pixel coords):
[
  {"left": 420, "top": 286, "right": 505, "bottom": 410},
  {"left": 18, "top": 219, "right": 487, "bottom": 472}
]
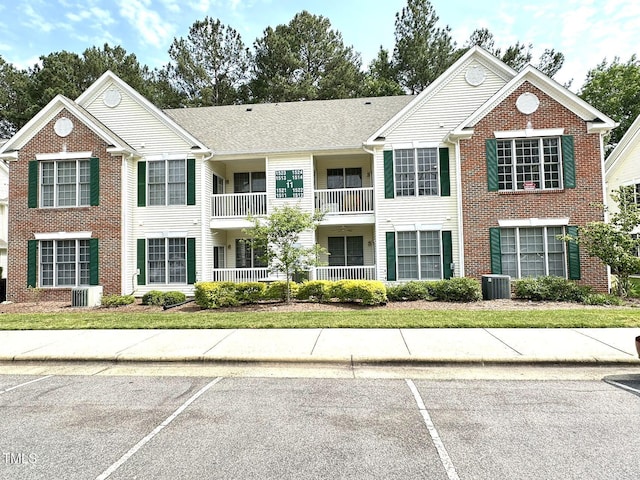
[
  {"left": 244, "top": 205, "right": 325, "bottom": 302},
  {"left": 566, "top": 186, "right": 640, "bottom": 296}
]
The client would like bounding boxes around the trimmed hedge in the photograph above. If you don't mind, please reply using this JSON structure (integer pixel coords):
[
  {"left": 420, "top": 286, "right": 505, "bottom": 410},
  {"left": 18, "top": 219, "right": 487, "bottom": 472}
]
[
  {"left": 100, "top": 294, "right": 136, "bottom": 307},
  {"left": 296, "top": 280, "right": 333, "bottom": 302},
  {"left": 263, "top": 281, "right": 299, "bottom": 302},
  {"left": 194, "top": 282, "right": 239, "bottom": 309},
  {"left": 387, "top": 278, "right": 481, "bottom": 303},
  {"left": 142, "top": 290, "right": 187, "bottom": 307},
  {"left": 513, "top": 276, "right": 590, "bottom": 302},
  {"left": 329, "top": 280, "right": 387, "bottom": 306}
]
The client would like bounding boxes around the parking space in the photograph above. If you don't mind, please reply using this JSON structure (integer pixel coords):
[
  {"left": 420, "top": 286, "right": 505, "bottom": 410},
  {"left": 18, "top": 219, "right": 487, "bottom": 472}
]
[{"left": 0, "top": 372, "right": 639, "bottom": 479}]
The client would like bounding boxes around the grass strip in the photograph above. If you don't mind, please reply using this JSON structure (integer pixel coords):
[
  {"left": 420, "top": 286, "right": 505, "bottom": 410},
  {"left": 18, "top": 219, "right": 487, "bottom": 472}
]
[{"left": 0, "top": 308, "right": 639, "bottom": 330}]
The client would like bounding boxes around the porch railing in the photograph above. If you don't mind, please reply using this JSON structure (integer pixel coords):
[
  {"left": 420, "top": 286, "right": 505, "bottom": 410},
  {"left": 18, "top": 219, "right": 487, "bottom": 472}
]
[
  {"left": 315, "top": 188, "right": 373, "bottom": 214},
  {"left": 314, "top": 266, "right": 376, "bottom": 281},
  {"left": 211, "top": 193, "right": 267, "bottom": 218},
  {"left": 211, "top": 268, "right": 271, "bottom": 282}
]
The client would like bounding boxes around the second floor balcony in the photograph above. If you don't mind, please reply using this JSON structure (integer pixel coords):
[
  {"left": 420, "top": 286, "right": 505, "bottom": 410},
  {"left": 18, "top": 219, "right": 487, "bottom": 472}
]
[{"left": 211, "top": 192, "right": 268, "bottom": 218}]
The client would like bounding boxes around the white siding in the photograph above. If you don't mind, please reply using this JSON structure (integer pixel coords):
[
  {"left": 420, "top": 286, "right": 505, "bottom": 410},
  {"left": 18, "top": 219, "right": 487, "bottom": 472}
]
[
  {"left": 606, "top": 140, "right": 640, "bottom": 219},
  {"left": 383, "top": 60, "right": 508, "bottom": 144},
  {"left": 83, "top": 81, "right": 194, "bottom": 156}
]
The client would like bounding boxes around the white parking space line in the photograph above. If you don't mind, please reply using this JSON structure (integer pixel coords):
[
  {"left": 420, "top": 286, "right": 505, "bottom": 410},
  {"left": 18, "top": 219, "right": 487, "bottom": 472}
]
[
  {"left": 95, "top": 376, "right": 224, "bottom": 480},
  {"left": 406, "top": 379, "right": 461, "bottom": 480},
  {"left": 0, "top": 375, "right": 53, "bottom": 394}
]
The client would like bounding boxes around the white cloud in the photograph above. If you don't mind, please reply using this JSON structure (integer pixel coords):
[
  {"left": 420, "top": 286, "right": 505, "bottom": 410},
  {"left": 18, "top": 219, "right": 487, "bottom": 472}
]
[
  {"left": 116, "top": 0, "right": 175, "bottom": 48},
  {"left": 189, "top": 0, "right": 213, "bottom": 13}
]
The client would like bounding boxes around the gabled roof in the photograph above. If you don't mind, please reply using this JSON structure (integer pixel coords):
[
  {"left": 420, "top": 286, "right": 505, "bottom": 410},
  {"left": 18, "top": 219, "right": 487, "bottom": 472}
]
[
  {"left": 605, "top": 113, "right": 640, "bottom": 175},
  {"left": 165, "top": 95, "right": 414, "bottom": 156},
  {"left": 451, "top": 65, "right": 617, "bottom": 137},
  {"left": 0, "top": 95, "right": 134, "bottom": 159},
  {"left": 366, "top": 46, "right": 518, "bottom": 144},
  {"left": 76, "top": 71, "right": 208, "bottom": 152}
]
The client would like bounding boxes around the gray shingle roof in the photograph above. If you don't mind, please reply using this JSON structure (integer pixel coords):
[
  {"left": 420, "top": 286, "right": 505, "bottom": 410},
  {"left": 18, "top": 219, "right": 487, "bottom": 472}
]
[{"left": 164, "top": 95, "right": 414, "bottom": 155}]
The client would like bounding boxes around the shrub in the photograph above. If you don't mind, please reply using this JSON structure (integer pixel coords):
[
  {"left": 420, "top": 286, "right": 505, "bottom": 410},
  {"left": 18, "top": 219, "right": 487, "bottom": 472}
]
[
  {"left": 142, "top": 290, "right": 166, "bottom": 306},
  {"left": 429, "top": 277, "right": 482, "bottom": 302},
  {"left": 100, "top": 294, "right": 135, "bottom": 307},
  {"left": 582, "top": 293, "right": 625, "bottom": 306},
  {"left": 296, "top": 280, "right": 333, "bottom": 302},
  {"left": 330, "top": 280, "right": 387, "bottom": 306},
  {"left": 386, "top": 281, "right": 431, "bottom": 302},
  {"left": 162, "top": 291, "right": 186, "bottom": 306},
  {"left": 263, "top": 281, "right": 299, "bottom": 302},
  {"left": 194, "top": 282, "right": 239, "bottom": 309},
  {"left": 235, "top": 282, "right": 266, "bottom": 304},
  {"left": 513, "top": 276, "right": 590, "bottom": 302}
]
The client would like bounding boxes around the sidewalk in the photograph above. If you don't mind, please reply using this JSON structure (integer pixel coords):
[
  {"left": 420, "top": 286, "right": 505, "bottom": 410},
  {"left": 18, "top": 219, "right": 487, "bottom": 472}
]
[{"left": 0, "top": 328, "right": 638, "bottom": 365}]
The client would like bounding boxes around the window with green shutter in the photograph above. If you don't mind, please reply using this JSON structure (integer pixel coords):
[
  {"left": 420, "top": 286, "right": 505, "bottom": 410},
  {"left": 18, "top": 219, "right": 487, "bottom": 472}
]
[
  {"left": 442, "top": 230, "right": 453, "bottom": 279},
  {"left": 28, "top": 161, "right": 38, "bottom": 208},
  {"left": 187, "top": 158, "right": 196, "bottom": 205},
  {"left": 136, "top": 239, "right": 146, "bottom": 285},
  {"left": 566, "top": 225, "right": 581, "bottom": 280},
  {"left": 439, "top": 148, "right": 450, "bottom": 197},
  {"left": 187, "top": 237, "right": 196, "bottom": 283},
  {"left": 486, "top": 135, "right": 575, "bottom": 192},
  {"left": 27, "top": 240, "right": 37, "bottom": 287},
  {"left": 90, "top": 157, "right": 100, "bottom": 206}
]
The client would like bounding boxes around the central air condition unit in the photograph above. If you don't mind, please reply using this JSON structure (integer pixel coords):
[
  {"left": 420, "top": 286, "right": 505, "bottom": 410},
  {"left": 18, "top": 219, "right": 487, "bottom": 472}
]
[{"left": 71, "top": 286, "right": 103, "bottom": 307}]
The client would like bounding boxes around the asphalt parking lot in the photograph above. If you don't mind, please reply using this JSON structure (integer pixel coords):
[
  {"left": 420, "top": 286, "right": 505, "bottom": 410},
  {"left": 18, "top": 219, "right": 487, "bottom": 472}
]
[{"left": 1, "top": 368, "right": 640, "bottom": 479}]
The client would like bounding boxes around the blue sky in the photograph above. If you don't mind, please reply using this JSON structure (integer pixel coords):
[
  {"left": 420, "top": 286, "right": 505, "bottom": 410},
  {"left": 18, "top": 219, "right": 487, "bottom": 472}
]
[{"left": 0, "top": 0, "right": 638, "bottom": 91}]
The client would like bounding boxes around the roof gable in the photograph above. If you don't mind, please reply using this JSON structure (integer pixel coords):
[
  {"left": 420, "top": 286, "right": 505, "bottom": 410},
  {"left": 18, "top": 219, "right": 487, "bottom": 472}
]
[
  {"left": 452, "top": 66, "right": 617, "bottom": 137},
  {"left": 366, "top": 46, "right": 517, "bottom": 144},
  {"left": 76, "top": 71, "right": 208, "bottom": 153},
  {"left": 0, "top": 95, "right": 133, "bottom": 158},
  {"left": 605, "top": 113, "right": 640, "bottom": 175}
]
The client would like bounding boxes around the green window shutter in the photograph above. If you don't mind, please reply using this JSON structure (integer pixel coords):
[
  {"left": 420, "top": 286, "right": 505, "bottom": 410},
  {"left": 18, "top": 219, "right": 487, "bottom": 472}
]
[
  {"left": 27, "top": 240, "right": 37, "bottom": 287},
  {"left": 566, "top": 225, "right": 581, "bottom": 280},
  {"left": 90, "top": 157, "right": 100, "bottom": 206},
  {"left": 442, "top": 230, "right": 453, "bottom": 279},
  {"left": 187, "top": 237, "right": 196, "bottom": 284},
  {"left": 187, "top": 158, "right": 196, "bottom": 206},
  {"left": 28, "top": 160, "right": 38, "bottom": 208},
  {"left": 385, "top": 232, "right": 396, "bottom": 281},
  {"left": 486, "top": 139, "right": 499, "bottom": 192},
  {"left": 489, "top": 227, "right": 502, "bottom": 274},
  {"left": 136, "top": 239, "right": 146, "bottom": 285},
  {"left": 89, "top": 238, "right": 99, "bottom": 285},
  {"left": 439, "top": 147, "right": 450, "bottom": 197},
  {"left": 137, "top": 161, "right": 146, "bottom": 207},
  {"left": 383, "top": 150, "right": 394, "bottom": 199},
  {"left": 562, "top": 135, "right": 576, "bottom": 189}
]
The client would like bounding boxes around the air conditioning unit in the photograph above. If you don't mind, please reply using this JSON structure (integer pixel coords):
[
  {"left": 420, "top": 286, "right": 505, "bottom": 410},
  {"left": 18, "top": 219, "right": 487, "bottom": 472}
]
[{"left": 71, "top": 286, "right": 103, "bottom": 307}]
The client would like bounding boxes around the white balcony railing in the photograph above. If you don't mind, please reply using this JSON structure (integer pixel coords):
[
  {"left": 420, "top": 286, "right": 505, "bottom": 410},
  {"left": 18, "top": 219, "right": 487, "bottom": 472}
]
[
  {"left": 211, "top": 193, "right": 267, "bottom": 218},
  {"left": 211, "top": 268, "right": 271, "bottom": 282},
  {"left": 315, "top": 188, "right": 373, "bottom": 214},
  {"left": 314, "top": 266, "right": 376, "bottom": 281}
]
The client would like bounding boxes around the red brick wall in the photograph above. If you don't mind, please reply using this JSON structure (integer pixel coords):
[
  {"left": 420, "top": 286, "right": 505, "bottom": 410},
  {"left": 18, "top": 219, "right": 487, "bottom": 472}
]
[
  {"left": 7, "top": 109, "right": 123, "bottom": 302},
  {"left": 460, "top": 82, "right": 608, "bottom": 291}
]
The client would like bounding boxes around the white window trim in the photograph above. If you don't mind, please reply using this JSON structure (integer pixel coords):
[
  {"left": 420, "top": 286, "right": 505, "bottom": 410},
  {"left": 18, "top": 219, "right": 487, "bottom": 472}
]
[
  {"left": 34, "top": 231, "right": 92, "bottom": 240},
  {"left": 36, "top": 151, "right": 93, "bottom": 161},
  {"left": 498, "top": 218, "right": 569, "bottom": 228},
  {"left": 394, "top": 223, "right": 443, "bottom": 232},
  {"left": 146, "top": 231, "right": 189, "bottom": 239},
  {"left": 494, "top": 128, "right": 564, "bottom": 139}
]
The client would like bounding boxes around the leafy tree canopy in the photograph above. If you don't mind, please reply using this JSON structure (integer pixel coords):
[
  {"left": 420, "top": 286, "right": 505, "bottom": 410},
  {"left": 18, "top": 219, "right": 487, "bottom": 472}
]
[
  {"left": 250, "top": 10, "right": 363, "bottom": 102},
  {"left": 579, "top": 55, "right": 640, "bottom": 154}
]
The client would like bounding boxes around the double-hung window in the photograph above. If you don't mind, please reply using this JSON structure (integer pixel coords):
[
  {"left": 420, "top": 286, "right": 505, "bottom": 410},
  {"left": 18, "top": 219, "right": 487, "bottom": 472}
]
[
  {"left": 497, "top": 138, "right": 561, "bottom": 191},
  {"left": 148, "top": 159, "right": 186, "bottom": 206},
  {"left": 39, "top": 239, "right": 91, "bottom": 287},
  {"left": 148, "top": 238, "right": 187, "bottom": 284},
  {"left": 395, "top": 148, "right": 438, "bottom": 197},
  {"left": 396, "top": 231, "right": 442, "bottom": 280},
  {"left": 499, "top": 226, "right": 567, "bottom": 278},
  {"left": 41, "top": 160, "right": 90, "bottom": 207}
]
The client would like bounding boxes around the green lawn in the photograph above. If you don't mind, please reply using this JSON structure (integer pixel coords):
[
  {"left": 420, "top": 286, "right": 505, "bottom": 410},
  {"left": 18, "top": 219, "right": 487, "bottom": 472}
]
[{"left": 1, "top": 307, "right": 640, "bottom": 330}]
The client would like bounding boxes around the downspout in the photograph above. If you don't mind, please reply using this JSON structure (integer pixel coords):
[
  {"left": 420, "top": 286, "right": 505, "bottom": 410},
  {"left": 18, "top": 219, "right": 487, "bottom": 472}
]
[
  {"left": 599, "top": 131, "right": 612, "bottom": 293},
  {"left": 201, "top": 151, "right": 215, "bottom": 283},
  {"left": 454, "top": 140, "right": 465, "bottom": 278}
]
